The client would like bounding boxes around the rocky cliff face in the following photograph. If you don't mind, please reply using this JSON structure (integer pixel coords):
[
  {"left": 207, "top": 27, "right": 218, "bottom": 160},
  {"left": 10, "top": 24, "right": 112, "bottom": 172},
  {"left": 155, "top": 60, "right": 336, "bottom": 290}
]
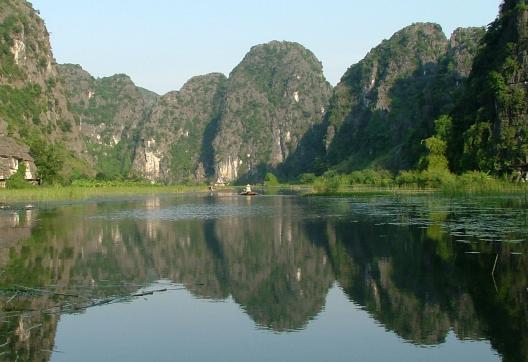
[
  {"left": 0, "top": 1, "right": 497, "bottom": 183},
  {"left": 321, "top": 23, "right": 484, "bottom": 173},
  {"left": 58, "top": 64, "right": 158, "bottom": 179},
  {"left": 0, "top": 0, "right": 88, "bottom": 181},
  {"left": 212, "top": 41, "right": 332, "bottom": 183},
  {"left": 449, "top": 0, "right": 528, "bottom": 174},
  {"left": 132, "top": 73, "right": 226, "bottom": 183}
]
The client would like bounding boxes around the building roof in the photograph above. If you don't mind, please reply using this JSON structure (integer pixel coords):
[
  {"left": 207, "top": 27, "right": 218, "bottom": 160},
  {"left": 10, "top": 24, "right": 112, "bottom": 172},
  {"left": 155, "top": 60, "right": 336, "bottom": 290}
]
[{"left": 0, "top": 136, "right": 33, "bottom": 161}]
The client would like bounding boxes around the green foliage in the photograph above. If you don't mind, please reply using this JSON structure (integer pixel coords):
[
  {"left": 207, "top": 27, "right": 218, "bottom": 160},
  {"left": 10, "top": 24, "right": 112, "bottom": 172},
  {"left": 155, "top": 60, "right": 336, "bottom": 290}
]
[
  {"left": 461, "top": 122, "right": 493, "bottom": 171},
  {"left": 396, "top": 169, "right": 455, "bottom": 188},
  {"left": 393, "top": 168, "right": 523, "bottom": 194},
  {"left": 0, "top": 15, "right": 25, "bottom": 79},
  {"left": 440, "top": 171, "right": 517, "bottom": 195},
  {"left": 170, "top": 139, "right": 199, "bottom": 183},
  {"left": 0, "top": 84, "right": 45, "bottom": 132},
  {"left": 92, "top": 140, "right": 135, "bottom": 181},
  {"left": 299, "top": 173, "right": 316, "bottom": 184},
  {"left": 346, "top": 169, "right": 394, "bottom": 186},
  {"left": 5, "top": 163, "right": 32, "bottom": 189},
  {"left": 420, "top": 137, "right": 449, "bottom": 171},
  {"left": 217, "top": 41, "right": 331, "bottom": 182},
  {"left": 434, "top": 115, "right": 452, "bottom": 141},
  {"left": 419, "top": 115, "right": 453, "bottom": 172},
  {"left": 313, "top": 171, "right": 345, "bottom": 193},
  {"left": 28, "top": 137, "right": 64, "bottom": 185},
  {"left": 449, "top": 1, "right": 528, "bottom": 174},
  {"left": 264, "top": 172, "right": 279, "bottom": 186},
  {"left": 322, "top": 24, "right": 485, "bottom": 174}
]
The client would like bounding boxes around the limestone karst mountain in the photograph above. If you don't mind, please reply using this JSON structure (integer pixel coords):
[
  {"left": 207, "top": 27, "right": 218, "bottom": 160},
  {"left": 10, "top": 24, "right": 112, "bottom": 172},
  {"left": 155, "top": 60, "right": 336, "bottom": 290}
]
[
  {"left": 449, "top": 0, "right": 528, "bottom": 173},
  {"left": 132, "top": 73, "right": 226, "bottom": 183},
  {"left": 1, "top": 0, "right": 523, "bottom": 184},
  {"left": 212, "top": 41, "right": 332, "bottom": 183},
  {"left": 0, "top": 0, "right": 89, "bottom": 183},
  {"left": 59, "top": 41, "right": 332, "bottom": 184},
  {"left": 317, "top": 23, "right": 484, "bottom": 173},
  {"left": 58, "top": 64, "right": 158, "bottom": 180}
]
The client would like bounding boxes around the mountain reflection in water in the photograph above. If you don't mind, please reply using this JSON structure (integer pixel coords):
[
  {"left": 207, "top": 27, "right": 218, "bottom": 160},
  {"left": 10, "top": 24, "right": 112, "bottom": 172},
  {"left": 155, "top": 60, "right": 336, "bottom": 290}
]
[{"left": 0, "top": 195, "right": 526, "bottom": 361}]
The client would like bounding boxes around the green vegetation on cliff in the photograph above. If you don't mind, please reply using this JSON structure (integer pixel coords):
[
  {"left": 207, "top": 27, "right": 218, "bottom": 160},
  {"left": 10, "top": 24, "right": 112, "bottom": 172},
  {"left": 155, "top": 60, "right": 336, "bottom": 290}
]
[
  {"left": 2, "top": 0, "right": 526, "bottom": 191},
  {"left": 136, "top": 73, "right": 227, "bottom": 183},
  {"left": 0, "top": 1, "right": 89, "bottom": 183},
  {"left": 449, "top": 0, "right": 528, "bottom": 174},
  {"left": 319, "top": 24, "right": 484, "bottom": 174},
  {"left": 58, "top": 64, "right": 158, "bottom": 181},
  {"left": 213, "top": 41, "right": 332, "bottom": 183}
]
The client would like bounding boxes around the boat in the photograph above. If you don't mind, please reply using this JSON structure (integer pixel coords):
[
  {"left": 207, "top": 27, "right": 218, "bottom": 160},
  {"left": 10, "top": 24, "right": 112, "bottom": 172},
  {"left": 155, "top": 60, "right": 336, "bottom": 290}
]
[
  {"left": 239, "top": 191, "right": 258, "bottom": 196},
  {"left": 240, "top": 184, "right": 257, "bottom": 196}
]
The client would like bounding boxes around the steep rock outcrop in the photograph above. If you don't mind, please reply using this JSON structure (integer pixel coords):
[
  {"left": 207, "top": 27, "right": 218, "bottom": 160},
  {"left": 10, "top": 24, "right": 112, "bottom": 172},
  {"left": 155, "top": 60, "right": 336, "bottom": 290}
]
[
  {"left": 132, "top": 73, "right": 227, "bottom": 183},
  {"left": 213, "top": 41, "right": 332, "bottom": 183},
  {"left": 449, "top": 0, "right": 528, "bottom": 174},
  {"left": 58, "top": 64, "right": 158, "bottom": 179},
  {"left": 0, "top": 0, "right": 88, "bottom": 180},
  {"left": 321, "top": 23, "right": 483, "bottom": 173}
]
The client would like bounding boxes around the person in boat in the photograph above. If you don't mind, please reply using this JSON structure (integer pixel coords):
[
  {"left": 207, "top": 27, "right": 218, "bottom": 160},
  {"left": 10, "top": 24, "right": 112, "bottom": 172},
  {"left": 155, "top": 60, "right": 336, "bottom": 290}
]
[{"left": 244, "top": 184, "right": 252, "bottom": 193}]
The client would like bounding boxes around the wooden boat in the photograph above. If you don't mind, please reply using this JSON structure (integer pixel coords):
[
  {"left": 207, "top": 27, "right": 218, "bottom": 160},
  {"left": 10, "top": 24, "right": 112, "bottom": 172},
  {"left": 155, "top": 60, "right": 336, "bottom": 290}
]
[{"left": 239, "top": 191, "right": 258, "bottom": 196}]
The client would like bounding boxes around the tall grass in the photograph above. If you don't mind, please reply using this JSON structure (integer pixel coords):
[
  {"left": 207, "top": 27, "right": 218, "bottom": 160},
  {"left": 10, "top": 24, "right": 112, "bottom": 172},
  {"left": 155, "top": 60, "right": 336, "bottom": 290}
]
[
  {"left": 0, "top": 183, "right": 209, "bottom": 203},
  {"left": 305, "top": 169, "right": 528, "bottom": 197},
  {"left": 439, "top": 171, "right": 528, "bottom": 196}
]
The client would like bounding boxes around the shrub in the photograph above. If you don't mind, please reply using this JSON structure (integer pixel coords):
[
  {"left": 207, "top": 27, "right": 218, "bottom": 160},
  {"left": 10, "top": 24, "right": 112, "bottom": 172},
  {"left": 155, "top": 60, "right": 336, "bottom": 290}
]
[
  {"left": 313, "top": 173, "right": 343, "bottom": 193},
  {"left": 396, "top": 170, "right": 421, "bottom": 186},
  {"left": 440, "top": 171, "right": 505, "bottom": 194},
  {"left": 299, "top": 173, "right": 316, "bottom": 184},
  {"left": 28, "top": 138, "right": 64, "bottom": 185},
  {"left": 420, "top": 169, "right": 456, "bottom": 188},
  {"left": 396, "top": 169, "right": 454, "bottom": 188},
  {"left": 348, "top": 169, "right": 394, "bottom": 186},
  {"left": 264, "top": 172, "right": 279, "bottom": 186},
  {"left": 6, "top": 163, "right": 32, "bottom": 189}
]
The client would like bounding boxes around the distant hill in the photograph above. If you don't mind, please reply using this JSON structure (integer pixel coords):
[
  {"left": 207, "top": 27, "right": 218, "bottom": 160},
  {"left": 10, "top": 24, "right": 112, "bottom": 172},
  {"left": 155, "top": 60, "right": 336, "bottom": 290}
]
[{"left": 1, "top": 0, "right": 525, "bottom": 185}]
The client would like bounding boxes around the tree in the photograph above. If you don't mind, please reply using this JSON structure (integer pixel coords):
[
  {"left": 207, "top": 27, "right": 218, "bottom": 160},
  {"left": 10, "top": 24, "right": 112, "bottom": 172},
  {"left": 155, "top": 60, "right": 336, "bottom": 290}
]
[
  {"left": 264, "top": 172, "right": 279, "bottom": 185},
  {"left": 420, "top": 116, "right": 451, "bottom": 172},
  {"left": 29, "top": 138, "right": 64, "bottom": 185}
]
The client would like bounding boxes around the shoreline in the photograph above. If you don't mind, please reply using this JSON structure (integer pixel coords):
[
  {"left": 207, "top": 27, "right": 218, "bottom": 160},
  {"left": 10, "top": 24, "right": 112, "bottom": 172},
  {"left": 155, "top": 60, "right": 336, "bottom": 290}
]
[{"left": 1, "top": 183, "right": 527, "bottom": 203}]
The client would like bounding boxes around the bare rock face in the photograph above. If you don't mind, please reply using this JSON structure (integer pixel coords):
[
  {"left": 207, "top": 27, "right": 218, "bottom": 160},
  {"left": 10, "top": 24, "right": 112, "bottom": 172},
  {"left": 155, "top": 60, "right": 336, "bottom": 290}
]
[
  {"left": 447, "top": 27, "right": 486, "bottom": 79},
  {"left": 0, "top": 0, "right": 88, "bottom": 178},
  {"left": 212, "top": 41, "right": 332, "bottom": 183},
  {"left": 58, "top": 64, "right": 158, "bottom": 179},
  {"left": 132, "top": 73, "right": 226, "bottom": 183}
]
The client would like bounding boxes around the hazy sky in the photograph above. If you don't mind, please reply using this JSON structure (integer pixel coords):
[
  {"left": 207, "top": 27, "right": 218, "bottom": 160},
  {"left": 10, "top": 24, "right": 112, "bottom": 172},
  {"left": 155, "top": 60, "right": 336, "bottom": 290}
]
[{"left": 32, "top": 0, "right": 502, "bottom": 95}]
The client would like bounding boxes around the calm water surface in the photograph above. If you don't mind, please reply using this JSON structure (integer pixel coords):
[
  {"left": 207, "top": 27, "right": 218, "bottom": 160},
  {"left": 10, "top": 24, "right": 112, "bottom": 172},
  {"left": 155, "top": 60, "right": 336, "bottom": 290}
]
[{"left": 0, "top": 194, "right": 526, "bottom": 361}]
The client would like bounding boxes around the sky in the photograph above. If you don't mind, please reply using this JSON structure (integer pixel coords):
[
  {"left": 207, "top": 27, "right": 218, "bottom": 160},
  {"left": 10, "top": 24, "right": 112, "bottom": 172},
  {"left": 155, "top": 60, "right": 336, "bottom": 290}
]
[{"left": 31, "top": 0, "right": 502, "bottom": 95}]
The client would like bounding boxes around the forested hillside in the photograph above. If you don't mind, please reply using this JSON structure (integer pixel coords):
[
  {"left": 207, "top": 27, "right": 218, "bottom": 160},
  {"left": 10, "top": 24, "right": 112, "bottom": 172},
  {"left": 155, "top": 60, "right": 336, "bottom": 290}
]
[
  {"left": 448, "top": 0, "right": 528, "bottom": 175},
  {"left": 0, "top": 0, "right": 89, "bottom": 184},
  {"left": 1, "top": 0, "right": 524, "bottom": 187},
  {"left": 310, "top": 24, "right": 484, "bottom": 174}
]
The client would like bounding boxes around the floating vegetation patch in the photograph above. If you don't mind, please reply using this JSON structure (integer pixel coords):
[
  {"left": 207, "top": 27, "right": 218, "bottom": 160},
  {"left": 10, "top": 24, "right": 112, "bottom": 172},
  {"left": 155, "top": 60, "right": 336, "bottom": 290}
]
[{"left": 310, "top": 196, "right": 528, "bottom": 251}]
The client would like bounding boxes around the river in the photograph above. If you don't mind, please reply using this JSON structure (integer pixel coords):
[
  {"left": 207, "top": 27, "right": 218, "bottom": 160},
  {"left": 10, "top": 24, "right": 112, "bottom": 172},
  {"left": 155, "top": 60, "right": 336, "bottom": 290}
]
[{"left": 0, "top": 193, "right": 526, "bottom": 361}]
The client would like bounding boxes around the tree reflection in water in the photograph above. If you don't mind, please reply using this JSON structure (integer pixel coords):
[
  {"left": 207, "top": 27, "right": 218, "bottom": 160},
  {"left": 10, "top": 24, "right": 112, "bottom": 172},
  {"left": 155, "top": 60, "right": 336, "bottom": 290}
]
[{"left": 0, "top": 195, "right": 526, "bottom": 361}]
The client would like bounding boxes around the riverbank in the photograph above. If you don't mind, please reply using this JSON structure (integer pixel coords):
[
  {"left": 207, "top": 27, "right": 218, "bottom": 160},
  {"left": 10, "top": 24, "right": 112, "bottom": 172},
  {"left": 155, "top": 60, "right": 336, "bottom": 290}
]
[
  {"left": 2, "top": 181, "right": 527, "bottom": 203},
  {"left": 0, "top": 184, "right": 213, "bottom": 203},
  {"left": 304, "top": 183, "right": 528, "bottom": 197}
]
